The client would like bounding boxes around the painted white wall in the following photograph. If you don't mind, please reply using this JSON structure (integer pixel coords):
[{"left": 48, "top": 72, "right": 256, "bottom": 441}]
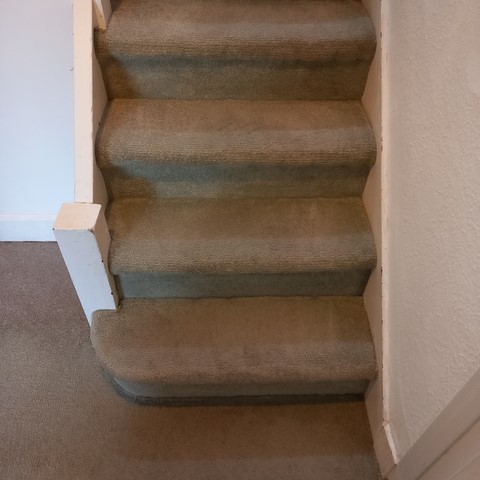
[
  {"left": 385, "top": 0, "right": 480, "bottom": 461},
  {"left": 0, "top": 0, "right": 74, "bottom": 240}
]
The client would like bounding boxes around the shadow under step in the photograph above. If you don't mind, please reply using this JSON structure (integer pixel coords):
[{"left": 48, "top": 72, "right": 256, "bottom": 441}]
[
  {"left": 107, "top": 196, "right": 376, "bottom": 298},
  {"left": 96, "top": 99, "right": 376, "bottom": 199},
  {"left": 95, "top": 0, "right": 376, "bottom": 100},
  {"left": 91, "top": 297, "right": 376, "bottom": 399}
]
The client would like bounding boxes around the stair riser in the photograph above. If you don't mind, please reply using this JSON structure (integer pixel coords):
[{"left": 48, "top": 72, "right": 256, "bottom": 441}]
[
  {"left": 114, "top": 377, "right": 371, "bottom": 400},
  {"left": 115, "top": 270, "right": 371, "bottom": 298},
  {"left": 98, "top": 56, "right": 371, "bottom": 100},
  {"left": 101, "top": 164, "right": 372, "bottom": 199}
]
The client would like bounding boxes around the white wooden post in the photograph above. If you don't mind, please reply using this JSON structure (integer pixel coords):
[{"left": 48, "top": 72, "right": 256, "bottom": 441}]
[
  {"left": 74, "top": 0, "right": 109, "bottom": 209},
  {"left": 54, "top": 203, "right": 118, "bottom": 324},
  {"left": 59, "top": 0, "right": 118, "bottom": 321}
]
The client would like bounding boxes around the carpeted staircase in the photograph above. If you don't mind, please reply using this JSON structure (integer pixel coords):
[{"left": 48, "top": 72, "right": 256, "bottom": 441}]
[{"left": 91, "top": 0, "right": 379, "bottom": 476}]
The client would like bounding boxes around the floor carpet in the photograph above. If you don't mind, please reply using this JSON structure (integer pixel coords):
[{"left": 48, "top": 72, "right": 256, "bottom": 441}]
[{"left": 0, "top": 242, "right": 380, "bottom": 479}]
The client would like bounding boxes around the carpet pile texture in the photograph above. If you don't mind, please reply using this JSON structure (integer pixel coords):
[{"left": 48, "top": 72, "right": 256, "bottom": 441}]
[{"left": 0, "top": 242, "right": 380, "bottom": 479}]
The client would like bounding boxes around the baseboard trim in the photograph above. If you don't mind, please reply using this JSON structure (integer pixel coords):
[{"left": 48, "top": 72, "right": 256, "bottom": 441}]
[
  {"left": 419, "top": 418, "right": 480, "bottom": 480},
  {"left": 372, "top": 422, "right": 397, "bottom": 478},
  {"left": 0, "top": 213, "right": 56, "bottom": 241},
  {"left": 389, "top": 367, "right": 480, "bottom": 480}
]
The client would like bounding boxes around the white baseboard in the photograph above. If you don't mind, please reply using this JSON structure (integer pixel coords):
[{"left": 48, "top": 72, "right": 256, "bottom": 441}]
[
  {"left": 0, "top": 213, "right": 56, "bottom": 241},
  {"left": 366, "top": 380, "right": 397, "bottom": 478},
  {"left": 373, "top": 422, "right": 397, "bottom": 478},
  {"left": 389, "top": 367, "right": 480, "bottom": 480},
  {"left": 420, "top": 418, "right": 480, "bottom": 480}
]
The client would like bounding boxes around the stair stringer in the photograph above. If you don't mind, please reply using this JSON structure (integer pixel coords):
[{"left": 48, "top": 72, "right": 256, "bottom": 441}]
[
  {"left": 361, "top": 0, "right": 395, "bottom": 476},
  {"left": 54, "top": 203, "right": 118, "bottom": 323},
  {"left": 55, "top": 0, "right": 118, "bottom": 321}
]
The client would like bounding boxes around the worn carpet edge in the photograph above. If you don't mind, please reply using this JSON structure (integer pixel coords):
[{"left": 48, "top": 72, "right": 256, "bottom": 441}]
[
  {"left": 91, "top": 297, "right": 377, "bottom": 394},
  {"left": 108, "top": 372, "right": 366, "bottom": 407}
]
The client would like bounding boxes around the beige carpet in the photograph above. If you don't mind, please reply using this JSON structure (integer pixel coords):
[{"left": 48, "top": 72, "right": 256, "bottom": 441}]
[
  {"left": 0, "top": 242, "right": 380, "bottom": 479},
  {"left": 92, "top": 296, "right": 376, "bottom": 398},
  {"left": 96, "top": 0, "right": 375, "bottom": 100},
  {"left": 96, "top": 99, "right": 375, "bottom": 199}
]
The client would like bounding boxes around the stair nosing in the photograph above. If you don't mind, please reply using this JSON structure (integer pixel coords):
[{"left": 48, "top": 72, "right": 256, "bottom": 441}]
[
  {"left": 107, "top": 196, "right": 377, "bottom": 275},
  {"left": 92, "top": 296, "right": 377, "bottom": 388},
  {"left": 96, "top": 0, "right": 376, "bottom": 63}
]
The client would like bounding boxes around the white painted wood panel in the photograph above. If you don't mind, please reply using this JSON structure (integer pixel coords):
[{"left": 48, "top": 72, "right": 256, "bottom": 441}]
[
  {"left": 390, "top": 368, "right": 480, "bottom": 480},
  {"left": 54, "top": 203, "right": 118, "bottom": 323},
  {"left": 73, "top": 0, "right": 109, "bottom": 209},
  {"left": 420, "top": 419, "right": 480, "bottom": 480},
  {"left": 453, "top": 454, "right": 480, "bottom": 480},
  {"left": 361, "top": 0, "right": 395, "bottom": 476}
]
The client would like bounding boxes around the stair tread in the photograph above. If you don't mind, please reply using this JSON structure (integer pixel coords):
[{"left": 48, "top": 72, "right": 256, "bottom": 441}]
[
  {"left": 107, "top": 196, "right": 376, "bottom": 274},
  {"left": 98, "top": 0, "right": 376, "bottom": 63},
  {"left": 97, "top": 99, "right": 375, "bottom": 168},
  {"left": 92, "top": 297, "right": 376, "bottom": 389}
]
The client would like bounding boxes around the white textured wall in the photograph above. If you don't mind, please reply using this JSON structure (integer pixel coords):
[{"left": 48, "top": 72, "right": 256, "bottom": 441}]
[
  {"left": 386, "top": 0, "right": 480, "bottom": 460},
  {"left": 0, "top": 0, "right": 74, "bottom": 240}
]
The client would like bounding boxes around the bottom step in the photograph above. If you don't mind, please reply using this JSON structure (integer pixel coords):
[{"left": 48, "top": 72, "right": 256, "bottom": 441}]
[
  {"left": 111, "top": 400, "right": 382, "bottom": 478},
  {"left": 91, "top": 297, "right": 376, "bottom": 399}
]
